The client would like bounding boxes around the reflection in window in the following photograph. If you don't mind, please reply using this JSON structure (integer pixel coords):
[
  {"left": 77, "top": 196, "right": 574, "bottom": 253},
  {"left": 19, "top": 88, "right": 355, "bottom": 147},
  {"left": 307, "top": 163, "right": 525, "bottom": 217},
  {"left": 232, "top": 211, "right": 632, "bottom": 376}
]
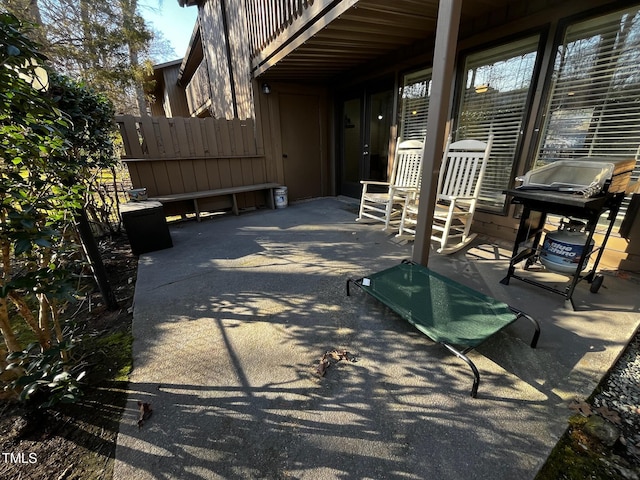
[{"left": 457, "top": 36, "right": 540, "bottom": 211}]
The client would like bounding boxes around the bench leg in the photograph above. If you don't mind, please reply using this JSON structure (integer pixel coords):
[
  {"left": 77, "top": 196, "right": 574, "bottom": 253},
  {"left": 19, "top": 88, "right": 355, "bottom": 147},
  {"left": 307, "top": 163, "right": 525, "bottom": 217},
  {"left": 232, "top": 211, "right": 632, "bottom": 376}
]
[
  {"left": 267, "top": 188, "right": 275, "bottom": 209},
  {"left": 231, "top": 194, "right": 239, "bottom": 215},
  {"left": 193, "top": 199, "right": 201, "bottom": 222}
]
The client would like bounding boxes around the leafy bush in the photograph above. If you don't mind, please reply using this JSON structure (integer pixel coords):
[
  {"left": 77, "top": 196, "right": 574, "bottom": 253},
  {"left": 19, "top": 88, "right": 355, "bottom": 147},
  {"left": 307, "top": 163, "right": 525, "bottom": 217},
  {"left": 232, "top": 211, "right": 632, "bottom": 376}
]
[
  {"left": 5, "top": 337, "right": 86, "bottom": 409},
  {"left": 1, "top": 13, "right": 118, "bottom": 409}
]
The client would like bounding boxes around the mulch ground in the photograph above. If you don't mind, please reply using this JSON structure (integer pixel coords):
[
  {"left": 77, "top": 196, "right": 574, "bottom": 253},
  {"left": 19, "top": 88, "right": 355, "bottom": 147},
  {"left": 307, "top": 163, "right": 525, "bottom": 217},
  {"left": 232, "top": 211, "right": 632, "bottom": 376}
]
[{"left": 0, "top": 234, "right": 136, "bottom": 480}]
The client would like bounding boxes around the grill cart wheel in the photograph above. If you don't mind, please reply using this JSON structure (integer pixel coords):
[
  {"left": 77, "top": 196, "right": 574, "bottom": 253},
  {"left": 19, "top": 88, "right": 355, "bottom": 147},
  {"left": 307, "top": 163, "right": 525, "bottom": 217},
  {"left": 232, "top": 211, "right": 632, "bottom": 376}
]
[
  {"left": 524, "top": 256, "right": 537, "bottom": 270},
  {"left": 590, "top": 274, "right": 604, "bottom": 293}
]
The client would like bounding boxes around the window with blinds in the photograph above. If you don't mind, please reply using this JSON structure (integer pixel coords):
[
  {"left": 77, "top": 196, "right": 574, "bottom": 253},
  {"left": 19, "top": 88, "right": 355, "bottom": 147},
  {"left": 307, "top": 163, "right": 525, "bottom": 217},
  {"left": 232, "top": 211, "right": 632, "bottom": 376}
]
[
  {"left": 456, "top": 36, "right": 540, "bottom": 211},
  {"left": 535, "top": 6, "right": 640, "bottom": 195},
  {"left": 399, "top": 69, "right": 432, "bottom": 143}
]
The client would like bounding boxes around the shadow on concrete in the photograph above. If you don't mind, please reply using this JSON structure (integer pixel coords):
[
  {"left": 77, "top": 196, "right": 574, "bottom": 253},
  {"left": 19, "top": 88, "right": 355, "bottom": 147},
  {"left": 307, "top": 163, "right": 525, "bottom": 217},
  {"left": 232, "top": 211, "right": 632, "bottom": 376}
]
[{"left": 113, "top": 197, "right": 640, "bottom": 480}]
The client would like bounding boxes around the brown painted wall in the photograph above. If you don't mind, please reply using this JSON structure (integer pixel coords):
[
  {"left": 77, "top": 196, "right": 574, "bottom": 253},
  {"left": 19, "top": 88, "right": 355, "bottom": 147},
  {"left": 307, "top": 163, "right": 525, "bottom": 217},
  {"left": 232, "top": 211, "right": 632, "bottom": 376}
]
[
  {"left": 162, "top": 64, "right": 190, "bottom": 118},
  {"left": 226, "top": 0, "right": 254, "bottom": 119},
  {"left": 472, "top": 208, "right": 638, "bottom": 273},
  {"left": 254, "top": 82, "right": 331, "bottom": 201}
]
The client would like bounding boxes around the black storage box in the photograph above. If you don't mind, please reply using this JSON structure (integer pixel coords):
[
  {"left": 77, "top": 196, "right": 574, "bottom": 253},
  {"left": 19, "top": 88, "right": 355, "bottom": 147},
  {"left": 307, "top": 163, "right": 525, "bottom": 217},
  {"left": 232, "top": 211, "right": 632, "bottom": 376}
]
[{"left": 120, "top": 200, "right": 173, "bottom": 255}]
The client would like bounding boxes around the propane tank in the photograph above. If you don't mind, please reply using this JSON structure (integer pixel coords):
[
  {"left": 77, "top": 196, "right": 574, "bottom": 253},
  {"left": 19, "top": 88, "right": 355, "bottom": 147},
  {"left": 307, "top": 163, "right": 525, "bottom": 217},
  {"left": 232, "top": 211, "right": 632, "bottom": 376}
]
[{"left": 539, "top": 219, "right": 594, "bottom": 274}]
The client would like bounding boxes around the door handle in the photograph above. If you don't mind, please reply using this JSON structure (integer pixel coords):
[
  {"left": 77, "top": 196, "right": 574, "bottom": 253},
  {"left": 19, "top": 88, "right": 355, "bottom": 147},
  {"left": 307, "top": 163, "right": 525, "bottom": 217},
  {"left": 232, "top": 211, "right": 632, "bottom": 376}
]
[{"left": 282, "top": 154, "right": 288, "bottom": 158}]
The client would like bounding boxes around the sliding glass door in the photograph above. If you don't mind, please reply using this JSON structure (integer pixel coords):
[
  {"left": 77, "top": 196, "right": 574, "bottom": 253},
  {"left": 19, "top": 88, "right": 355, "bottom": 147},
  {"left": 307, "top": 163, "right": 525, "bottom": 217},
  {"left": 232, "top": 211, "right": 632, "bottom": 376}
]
[{"left": 339, "top": 81, "right": 394, "bottom": 197}]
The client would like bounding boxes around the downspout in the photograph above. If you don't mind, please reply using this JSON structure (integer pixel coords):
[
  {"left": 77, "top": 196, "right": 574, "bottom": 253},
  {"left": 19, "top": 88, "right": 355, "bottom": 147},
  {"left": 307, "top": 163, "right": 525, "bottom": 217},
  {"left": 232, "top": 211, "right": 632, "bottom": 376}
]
[
  {"left": 220, "top": 0, "right": 238, "bottom": 118},
  {"left": 412, "top": 0, "right": 463, "bottom": 266}
]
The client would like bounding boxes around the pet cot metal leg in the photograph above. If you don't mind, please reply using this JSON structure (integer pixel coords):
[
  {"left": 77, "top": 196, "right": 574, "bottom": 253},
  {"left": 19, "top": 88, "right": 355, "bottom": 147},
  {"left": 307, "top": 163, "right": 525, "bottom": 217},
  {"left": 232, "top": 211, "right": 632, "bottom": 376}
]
[
  {"left": 509, "top": 308, "right": 541, "bottom": 348},
  {"left": 442, "top": 343, "right": 480, "bottom": 398}
]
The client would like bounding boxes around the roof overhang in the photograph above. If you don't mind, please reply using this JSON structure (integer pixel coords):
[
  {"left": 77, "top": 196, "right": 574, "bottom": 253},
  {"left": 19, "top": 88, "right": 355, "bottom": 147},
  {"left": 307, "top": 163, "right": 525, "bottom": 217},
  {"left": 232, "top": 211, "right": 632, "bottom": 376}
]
[
  {"left": 153, "top": 58, "right": 184, "bottom": 71},
  {"left": 178, "top": 19, "right": 203, "bottom": 86},
  {"left": 252, "top": 0, "right": 524, "bottom": 82}
]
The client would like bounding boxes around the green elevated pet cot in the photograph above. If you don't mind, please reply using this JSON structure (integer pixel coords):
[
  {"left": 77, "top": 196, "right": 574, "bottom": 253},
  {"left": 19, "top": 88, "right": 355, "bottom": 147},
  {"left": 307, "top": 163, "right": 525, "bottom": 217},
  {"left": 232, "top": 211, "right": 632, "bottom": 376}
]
[{"left": 347, "top": 261, "right": 540, "bottom": 397}]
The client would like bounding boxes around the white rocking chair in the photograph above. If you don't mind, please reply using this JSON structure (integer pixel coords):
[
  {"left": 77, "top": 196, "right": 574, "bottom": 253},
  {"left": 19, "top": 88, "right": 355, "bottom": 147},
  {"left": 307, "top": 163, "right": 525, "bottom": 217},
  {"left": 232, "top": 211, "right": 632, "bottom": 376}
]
[
  {"left": 397, "top": 135, "right": 493, "bottom": 254},
  {"left": 356, "top": 140, "right": 424, "bottom": 231}
]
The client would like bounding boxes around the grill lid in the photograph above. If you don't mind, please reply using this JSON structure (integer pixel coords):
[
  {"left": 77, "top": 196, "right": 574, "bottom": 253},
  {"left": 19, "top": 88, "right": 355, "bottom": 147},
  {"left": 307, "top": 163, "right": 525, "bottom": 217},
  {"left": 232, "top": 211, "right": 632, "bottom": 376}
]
[{"left": 517, "top": 157, "right": 635, "bottom": 197}]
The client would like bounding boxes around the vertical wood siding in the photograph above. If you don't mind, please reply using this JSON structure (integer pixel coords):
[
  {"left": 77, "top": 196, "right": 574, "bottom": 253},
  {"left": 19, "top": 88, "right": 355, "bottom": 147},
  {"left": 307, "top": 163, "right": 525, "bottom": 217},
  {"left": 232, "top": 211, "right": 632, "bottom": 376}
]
[
  {"left": 162, "top": 64, "right": 191, "bottom": 118},
  {"left": 194, "top": 0, "right": 255, "bottom": 120},
  {"left": 201, "top": 1, "right": 234, "bottom": 119},
  {"left": 184, "top": 60, "right": 212, "bottom": 116}
]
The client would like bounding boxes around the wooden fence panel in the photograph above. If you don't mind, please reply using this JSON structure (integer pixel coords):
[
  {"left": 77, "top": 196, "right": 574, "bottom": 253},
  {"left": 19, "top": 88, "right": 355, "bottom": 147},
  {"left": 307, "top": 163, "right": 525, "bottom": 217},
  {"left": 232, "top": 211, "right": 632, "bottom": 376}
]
[
  {"left": 205, "top": 160, "right": 223, "bottom": 190},
  {"left": 164, "top": 161, "right": 185, "bottom": 193},
  {"left": 115, "top": 115, "right": 273, "bottom": 216},
  {"left": 119, "top": 116, "right": 144, "bottom": 158},
  {"left": 116, "top": 116, "right": 262, "bottom": 161},
  {"left": 171, "top": 117, "right": 186, "bottom": 158},
  {"left": 218, "top": 158, "right": 234, "bottom": 187},
  {"left": 218, "top": 121, "right": 233, "bottom": 156},
  {"left": 140, "top": 116, "right": 160, "bottom": 157},
  {"left": 157, "top": 118, "right": 175, "bottom": 157},
  {"left": 251, "top": 157, "right": 267, "bottom": 183},
  {"left": 150, "top": 162, "right": 172, "bottom": 195},
  {"left": 126, "top": 162, "right": 143, "bottom": 189},
  {"left": 136, "top": 162, "right": 157, "bottom": 194},
  {"left": 204, "top": 117, "right": 219, "bottom": 156},
  {"left": 232, "top": 119, "right": 245, "bottom": 155},
  {"left": 180, "top": 160, "right": 198, "bottom": 193},
  {"left": 192, "top": 159, "right": 209, "bottom": 191},
  {"left": 192, "top": 121, "right": 206, "bottom": 157}
]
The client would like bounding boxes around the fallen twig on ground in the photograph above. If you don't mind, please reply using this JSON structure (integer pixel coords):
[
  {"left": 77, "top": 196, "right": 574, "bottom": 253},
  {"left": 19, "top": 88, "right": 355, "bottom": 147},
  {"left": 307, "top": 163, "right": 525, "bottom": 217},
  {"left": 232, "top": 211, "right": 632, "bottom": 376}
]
[
  {"left": 137, "top": 401, "right": 153, "bottom": 428},
  {"left": 315, "top": 349, "right": 357, "bottom": 377}
]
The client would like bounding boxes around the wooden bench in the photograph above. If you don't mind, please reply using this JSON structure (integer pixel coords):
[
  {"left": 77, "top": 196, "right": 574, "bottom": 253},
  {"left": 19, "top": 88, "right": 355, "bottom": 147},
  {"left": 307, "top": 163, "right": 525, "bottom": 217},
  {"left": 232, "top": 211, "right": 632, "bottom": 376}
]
[{"left": 149, "top": 183, "right": 281, "bottom": 221}]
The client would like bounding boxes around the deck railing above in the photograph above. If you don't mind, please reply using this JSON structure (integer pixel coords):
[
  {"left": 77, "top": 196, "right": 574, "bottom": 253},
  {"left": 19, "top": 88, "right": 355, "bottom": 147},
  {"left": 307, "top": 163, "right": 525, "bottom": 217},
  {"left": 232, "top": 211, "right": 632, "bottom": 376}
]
[{"left": 245, "top": 0, "right": 314, "bottom": 56}]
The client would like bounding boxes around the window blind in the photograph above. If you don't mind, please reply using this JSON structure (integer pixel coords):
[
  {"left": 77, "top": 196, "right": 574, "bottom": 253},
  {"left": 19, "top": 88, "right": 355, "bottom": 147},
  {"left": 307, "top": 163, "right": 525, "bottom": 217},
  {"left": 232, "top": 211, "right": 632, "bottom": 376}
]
[
  {"left": 399, "top": 69, "right": 432, "bottom": 143},
  {"left": 456, "top": 36, "right": 540, "bottom": 211},
  {"left": 535, "top": 7, "right": 640, "bottom": 195}
]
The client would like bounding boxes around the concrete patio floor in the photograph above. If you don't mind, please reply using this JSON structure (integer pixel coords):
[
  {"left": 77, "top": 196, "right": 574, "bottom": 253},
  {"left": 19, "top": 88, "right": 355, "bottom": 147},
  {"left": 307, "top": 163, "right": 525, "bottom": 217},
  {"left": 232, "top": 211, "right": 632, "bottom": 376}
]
[{"left": 113, "top": 196, "right": 640, "bottom": 480}]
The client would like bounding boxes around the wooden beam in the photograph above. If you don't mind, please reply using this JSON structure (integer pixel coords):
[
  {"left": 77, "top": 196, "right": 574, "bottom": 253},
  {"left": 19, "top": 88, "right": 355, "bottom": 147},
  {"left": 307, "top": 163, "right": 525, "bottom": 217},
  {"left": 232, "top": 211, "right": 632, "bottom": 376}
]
[{"left": 412, "top": 0, "right": 462, "bottom": 267}]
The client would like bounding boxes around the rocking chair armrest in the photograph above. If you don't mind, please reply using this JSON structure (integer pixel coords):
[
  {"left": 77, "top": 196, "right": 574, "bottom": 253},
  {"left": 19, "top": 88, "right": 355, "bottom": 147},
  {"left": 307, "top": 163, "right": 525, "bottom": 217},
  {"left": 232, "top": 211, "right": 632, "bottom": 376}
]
[{"left": 360, "top": 180, "right": 391, "bottom": 186}]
